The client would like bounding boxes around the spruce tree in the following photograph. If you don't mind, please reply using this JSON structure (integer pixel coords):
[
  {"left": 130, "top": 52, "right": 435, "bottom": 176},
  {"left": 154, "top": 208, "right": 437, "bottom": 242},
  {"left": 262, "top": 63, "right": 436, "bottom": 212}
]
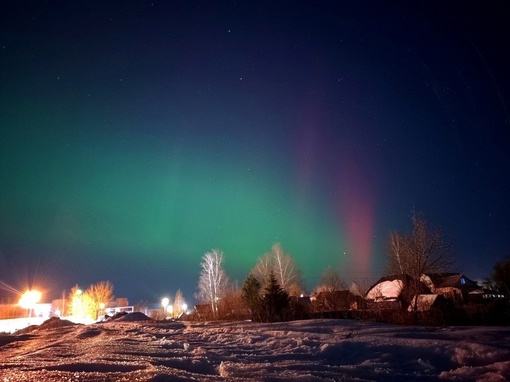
[
  {"left": 262, "top": 270, "right": 290, "bottom": 322},
  {"left": 242, "top": 274, "right": 262, "bottom": 321}
]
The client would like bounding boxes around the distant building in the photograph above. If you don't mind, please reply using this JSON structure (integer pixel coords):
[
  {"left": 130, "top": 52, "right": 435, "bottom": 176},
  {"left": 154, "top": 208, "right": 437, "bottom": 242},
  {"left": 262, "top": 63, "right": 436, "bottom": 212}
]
[
  {"left": 365, "top": 274, "right": 431, "bottom": 310},
  {"left": 365, "top": 272, "right": 489, "bottom": 312},
  {"left": 312, "top": 291, "right": 360, "bottom": 312},
  {"left": 421, "top": 273, "right": 479, "bottom": 303},
  {"left": 51, "top": 299, "right": 64, "bottom": 316},
  {"left": 104, "top": 298, "right": 132, "bottom": 315},
  {"left": 113, "top": 298, "right": 129, "bottom": 308},
  {"left": 0, "top": 289, "right": 17, "bottom": 305}
]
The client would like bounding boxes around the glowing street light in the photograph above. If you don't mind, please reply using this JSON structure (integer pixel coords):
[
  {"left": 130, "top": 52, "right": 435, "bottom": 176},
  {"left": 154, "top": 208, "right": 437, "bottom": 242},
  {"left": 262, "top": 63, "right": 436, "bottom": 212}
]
[
  {"left": 71, "top": 288, "right": 84, "bottom": 319},
  {"left": 19, "top": 290, "right": 42, "bottom": 318},
  {"left": 161, "top": 297, "right": 169, "bottom": 317}
]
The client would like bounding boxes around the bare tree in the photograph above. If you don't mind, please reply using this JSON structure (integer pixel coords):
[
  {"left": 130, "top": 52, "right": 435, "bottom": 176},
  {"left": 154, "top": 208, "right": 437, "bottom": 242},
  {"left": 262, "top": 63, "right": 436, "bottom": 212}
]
[
  {"left": 251, "top": 253, "right": 273, "bottom": 285},
  {"left": 173, "top": 289, "right": 185, "bottom": 317},
  {"left": 387, "top": 232, "right": 408, "bottom": 275},
  {"left": 349, "top": 280, "right": 370, "bottom": 297},
  {"left": 492, "top": 258, "right": 510, "bottom": 297},
  {"left": 87, "top": 281, "right": 114, "bottom": 309},
  {"left": 287, "top": 282, "right": 304, "bottom": 297},
  {"left": 218, "top": 284, "right": 246, "bottom": 320},
  {"left": 386, "top": 211, "right": 453, "bottom": 279},
  {"left": 83, "top": 281, "right": 114, "bottom": 319},
  {"left": 386, "top": 211, "right": 453, "bottom": 320},
  {"left": 197, "top": 249, "right": 229, "bottom": 318},
  {"left": 252, "top": 243, "right": 302, "bottom": 295},
  {"left": 272, "top": 243, "right": 301, "bottom": 292},
  {"left": 65, "top": 281, "right": 114, "bottom": 320},
  {"left": 315, "top": 267, "right": 346, "bottom": 293}
]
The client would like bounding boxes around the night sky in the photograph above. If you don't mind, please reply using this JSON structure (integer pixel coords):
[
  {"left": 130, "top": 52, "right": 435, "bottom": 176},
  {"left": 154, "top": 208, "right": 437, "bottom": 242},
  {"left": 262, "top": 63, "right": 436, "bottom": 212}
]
[{"left": 1, "top": 1, "right": 509, "bottom": 304}]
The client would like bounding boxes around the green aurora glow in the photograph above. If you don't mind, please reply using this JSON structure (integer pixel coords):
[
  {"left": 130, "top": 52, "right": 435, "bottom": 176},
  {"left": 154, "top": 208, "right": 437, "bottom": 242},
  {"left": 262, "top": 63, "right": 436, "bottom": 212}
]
[{"left": 1, "top": 111, "right": 348, "bottom": 298}]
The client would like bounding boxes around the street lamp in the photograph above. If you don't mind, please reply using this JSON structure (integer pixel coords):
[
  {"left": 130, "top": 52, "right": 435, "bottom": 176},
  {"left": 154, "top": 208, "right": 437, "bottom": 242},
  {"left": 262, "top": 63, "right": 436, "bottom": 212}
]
[
  {"left": 19, "top": 290, "right": 42, "bottom": 318},
  {"left": 75, "top": 289, "right": 83, "bottom": 318},
  {"left": 161, "top": 297, "right": 169, "bottom": 318}
]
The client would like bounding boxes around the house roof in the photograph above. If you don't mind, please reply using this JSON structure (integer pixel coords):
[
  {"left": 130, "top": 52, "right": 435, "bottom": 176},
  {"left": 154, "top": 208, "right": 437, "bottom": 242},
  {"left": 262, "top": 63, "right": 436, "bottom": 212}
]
[
  {"left": 366, "top": 279, "right": 404, "bottom": 300},
  {"left": 423, "top": 273, "right": 477, "bottom": 289},
  {"left": 366, "top": 274, "right": 413, "bottom": 293},
  {"left": 316, "top": 290, "right": 356, "bottom": 300},
  {"left": 366, "top": 274, "right": 432, "bottom": 301}
]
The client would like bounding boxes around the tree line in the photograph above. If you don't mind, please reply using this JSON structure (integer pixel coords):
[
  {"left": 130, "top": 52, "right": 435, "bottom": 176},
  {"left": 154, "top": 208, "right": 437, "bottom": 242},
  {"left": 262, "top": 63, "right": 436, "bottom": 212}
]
[
  {"left": 196, "top": 210, "right": 510, "bottom": 322},
  {"left": 196, "top": 243, "right": 305, "bottom": 322},
  {"left": 56, "top": 211, "right": 509, "bottom": 324}
]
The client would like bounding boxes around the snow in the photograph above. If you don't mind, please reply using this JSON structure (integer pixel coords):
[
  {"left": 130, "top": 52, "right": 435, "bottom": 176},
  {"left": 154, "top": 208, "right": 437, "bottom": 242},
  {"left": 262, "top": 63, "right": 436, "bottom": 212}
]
[
  {"left": 1, "top": 314, "right": 509, "bottom": 381},
  {"left": 366, "top": 279, "right": 403, "bottom": 300}
]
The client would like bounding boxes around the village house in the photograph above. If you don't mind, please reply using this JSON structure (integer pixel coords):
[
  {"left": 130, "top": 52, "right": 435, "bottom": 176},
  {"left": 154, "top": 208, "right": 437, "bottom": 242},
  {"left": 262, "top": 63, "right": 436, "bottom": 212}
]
[
  {"left": 311, "top": 290, "right": 360, "bottom": 312},
  {"left": 365, "top": 274, "right": 431, "bottom": 310},
  {"left": 365, "top": 272, "right": 489, "bottom": 312},
  {"left": 420, "top": 273, "right": 479, "bottom": 303}
]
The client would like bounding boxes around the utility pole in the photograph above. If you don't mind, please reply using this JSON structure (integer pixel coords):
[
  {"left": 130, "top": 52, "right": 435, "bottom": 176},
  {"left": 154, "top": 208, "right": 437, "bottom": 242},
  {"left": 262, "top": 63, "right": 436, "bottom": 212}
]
[{"left": 62, "top": 290, "right": 65, "bottom": 317}]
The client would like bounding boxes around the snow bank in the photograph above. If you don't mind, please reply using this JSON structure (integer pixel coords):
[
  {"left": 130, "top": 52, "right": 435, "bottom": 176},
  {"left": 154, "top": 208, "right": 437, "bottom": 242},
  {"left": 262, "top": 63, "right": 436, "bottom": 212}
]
[
  {"left": 113, "top": 311, "right": 154, "bottom": 322},
  {"left": 15, "top": 316, "right": 77, "bottom": 334},
  {"left": 0, "top": 318, "right": 509, "bottom": 381}
]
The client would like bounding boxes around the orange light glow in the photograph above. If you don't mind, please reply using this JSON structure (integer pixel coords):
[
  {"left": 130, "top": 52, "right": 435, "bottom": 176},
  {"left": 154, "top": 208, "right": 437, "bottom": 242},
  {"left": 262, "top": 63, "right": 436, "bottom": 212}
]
[{"left": 19, "top": 290, "right": 42, "bottom": 309}]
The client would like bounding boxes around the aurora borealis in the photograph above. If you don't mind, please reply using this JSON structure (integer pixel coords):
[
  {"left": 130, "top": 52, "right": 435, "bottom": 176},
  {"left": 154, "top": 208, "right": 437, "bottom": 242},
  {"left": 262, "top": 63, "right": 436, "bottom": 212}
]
[{"left": 1, "top": 2, "right": 509, "bottom": 303}]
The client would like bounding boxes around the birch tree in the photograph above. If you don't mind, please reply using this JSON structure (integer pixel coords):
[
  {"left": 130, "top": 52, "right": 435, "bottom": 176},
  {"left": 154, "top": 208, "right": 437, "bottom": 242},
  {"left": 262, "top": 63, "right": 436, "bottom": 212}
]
[
  {"left": 315, "top": 267, "right": 346, "bottom": 293},
  {"left": 197, "top": 249, "right": 229, "bottom": 318},
  {"left": 251, "top": 252, "right": 273, "bottom": 284},
  {"left": 252, "top": 243, "right": 302, "bottom": 294},
  {"left": 387, "top": 232, "right": 409, "bottom": 276}
]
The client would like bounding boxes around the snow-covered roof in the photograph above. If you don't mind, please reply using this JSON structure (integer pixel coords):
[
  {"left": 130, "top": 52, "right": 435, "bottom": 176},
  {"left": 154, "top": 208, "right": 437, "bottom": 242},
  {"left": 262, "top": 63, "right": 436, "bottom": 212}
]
[{"left": 366, "top": 279, "right": 404, "bottom": 300}]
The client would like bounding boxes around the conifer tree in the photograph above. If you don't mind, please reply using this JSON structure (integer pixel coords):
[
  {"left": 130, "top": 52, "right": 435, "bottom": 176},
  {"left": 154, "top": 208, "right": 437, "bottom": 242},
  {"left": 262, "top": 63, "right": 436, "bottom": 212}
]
[
  {"left": 262, "top": 270, "right": 290, "bottom": 322},
  {"left": 242, "top": 274, "right": 262, "bottom": 321}
]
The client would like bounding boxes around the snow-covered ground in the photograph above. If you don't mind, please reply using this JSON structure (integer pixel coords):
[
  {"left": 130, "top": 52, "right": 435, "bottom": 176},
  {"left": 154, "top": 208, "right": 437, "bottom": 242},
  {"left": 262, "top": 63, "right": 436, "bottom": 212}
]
[
  {"left": 1, "top": 314, "right": 509, "bottom": 381},
  {"left": 0, "top": 317, "right": 49, "bottom": 334}
]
